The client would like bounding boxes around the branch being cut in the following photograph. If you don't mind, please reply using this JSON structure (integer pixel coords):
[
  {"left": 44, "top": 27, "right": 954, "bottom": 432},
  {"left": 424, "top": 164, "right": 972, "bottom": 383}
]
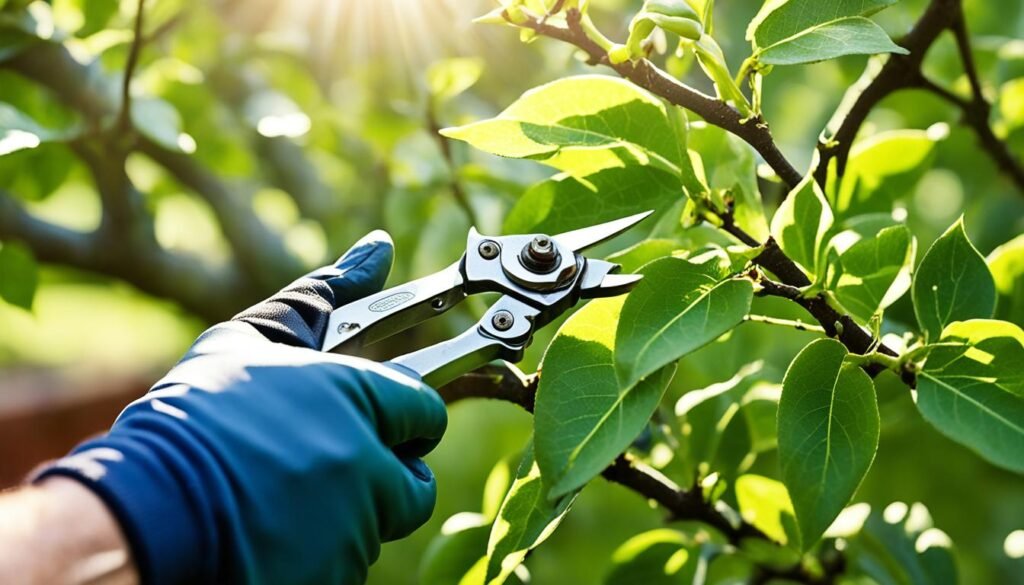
[{"left": 518, "top": 10, "right": 804, "bottom": 190}]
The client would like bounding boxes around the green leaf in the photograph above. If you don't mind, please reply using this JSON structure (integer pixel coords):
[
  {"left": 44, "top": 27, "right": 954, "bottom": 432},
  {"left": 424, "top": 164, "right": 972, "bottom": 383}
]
[
  {"left": 606, "top": 239, "right": 681, "bottom": 274},
  {"left": 987, "top": 233, "right": 1024, "bottom": 327},
  {"left": 0, "top": 103, "right": 72, "bottom": 157},
  {"left": 688, "top": 123, "right": 769, "bottom": 241},
  {"left": 917, "top": 320, "right": 1024, "bottom": 473},
  {"left": 420, "top": 513, "right": 491, "bottom": 585},
  {"left": 675, "top": 362, "right": 764, "bottom": 484},
  {"left": 0, "top": 240, "right": 38, "bottom": 310},
  {"left": 481, "top": 457, "right": 515, "bottom": 522},
  {"left": 828, "top": 225, "right": 915, "bottom": 323},
  {"left": 485, "top": 442, "right": 578, "bottom": 584},
  {"left": 503, "top": 166, "right": 682, "bottom": 239},
  {"left": 911, "top": 218, "right": 996, "bottom": 341},
  {"left": 735, "top": 474, "right": 799, "bottom": 546},
  {"left": 827, "top": 129, "right": 941, "bottom": 219},
  {"left": 427, "top": 58, "right": 484, "bottom": 101},
  {"left": 777, "top": 339, "right": 880, "bottom": 549},
  {"left": 132, "top": 97, "right": 186, "bottom": 152},
  {"left": 770, "top": 175, "right": 833, "bottom": 279},
  {"left": 603, "top": 529, "right": 697, "bottom": 585},
  {"left": 845, "top": 503, "right": 957, "bottom": 585},
  {"left": 535, "top": 296, "right": 676, "bottom": 498},
  {"left": 441, "top": 75, "right": 690, "bottom": 179},
  {"left": 747, "top": 0, "right": 906, "bottom": 66},
  {"left": 615, "top": 255, "right": 754, "bottom": 388}
]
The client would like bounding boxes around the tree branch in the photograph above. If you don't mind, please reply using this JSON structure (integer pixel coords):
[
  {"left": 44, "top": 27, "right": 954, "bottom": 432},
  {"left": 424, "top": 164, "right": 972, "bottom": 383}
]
[
  {"left": 816, "top": 0, "right": 1024, "bottom": 193},
  {"left": 0, "top": 192, "right": 247, "bottom": 322},
  {"left": 118, "top": 0, "right": 147, "bottom": 131},
  {"left": 518, "top": 10, "right": 804, "bottom": 190}
]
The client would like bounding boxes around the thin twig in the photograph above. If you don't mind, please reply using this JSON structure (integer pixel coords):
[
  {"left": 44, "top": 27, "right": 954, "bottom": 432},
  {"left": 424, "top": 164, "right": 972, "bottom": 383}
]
[
  {"left": 744, "top": 314, "right": 826, "bottom": 333},
  {"left": 118, "top": 0, "right": 147, "bottom": 131},
  {"left": 427, "top": 102, "right": 479, "bottom": 226}
]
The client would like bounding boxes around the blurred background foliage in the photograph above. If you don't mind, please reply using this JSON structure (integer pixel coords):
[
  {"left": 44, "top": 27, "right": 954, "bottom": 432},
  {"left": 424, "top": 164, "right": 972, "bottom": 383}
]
[{"left": 0, "top": 0, "right": 1022, "bottom": 583}]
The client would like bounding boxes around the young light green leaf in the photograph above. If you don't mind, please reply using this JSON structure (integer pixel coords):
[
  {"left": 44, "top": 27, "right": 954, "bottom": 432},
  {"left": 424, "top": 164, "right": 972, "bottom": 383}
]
[
  {"left": 827, "top": 129, "right": 940, "bottom": 218},
  {"left": 912, "top": 218, "right": 996, "bottom": 341},
  {"left": 615, "top": 256, "right": 754, "bottom": 388},
  {"left": 917, "top": 320, "right": 1024, "bottom": 473},
  {"left": 747, "top": 0, "right": 906, "bottom": 66},
  {"left": 503, "top": 166, "right": 682, "bottom": 238},
  {"left": 987, "top": 233, "right": 1024, "bottom": 327},
  {"left": 427, "top": 58, "right": 484, "bottom": 102},
  {"left": 0, "top": 240, "right": 38, "bottom": 310},
  {"left": 604, "top": 529, "right": 697, "bottom": 585},
  {"left": 441, "top": 75, "right": 689, "bottom": 179},
  {"left": 778, "top": 338, "right": 880, "bottom": 549},
  {"left": 735, "top": 474, "right": 799, "bottom": 546},
  {"left": 535, "top": 296, "right": 676, "bottom": 498},
  {"left": 770, "top": 175, "right": 833, "bottom": 278},
  {"left": 485, "top": 442, "right": 578, "bottom": 584},
  {"left": 828, "top": 225, "right": 915, "bottom": 323}
]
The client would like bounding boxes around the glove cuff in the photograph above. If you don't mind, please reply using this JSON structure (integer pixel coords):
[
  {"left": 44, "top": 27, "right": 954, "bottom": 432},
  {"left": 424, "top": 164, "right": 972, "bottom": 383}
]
[{"left": 33, "top": 433, "right": 214, "bottom": 585}]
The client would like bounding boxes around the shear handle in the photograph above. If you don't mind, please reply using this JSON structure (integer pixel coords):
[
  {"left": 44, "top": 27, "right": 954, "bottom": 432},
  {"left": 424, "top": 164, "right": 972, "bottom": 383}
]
[{"left": 322, "top": 261, "right": 466, "bottom": 353}]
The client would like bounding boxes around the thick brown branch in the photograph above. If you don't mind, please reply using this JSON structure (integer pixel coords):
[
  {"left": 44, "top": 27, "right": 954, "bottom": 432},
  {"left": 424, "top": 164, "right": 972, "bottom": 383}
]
[
  {"left": 817, "top": 0, "right": 1023, "bottom": 193},
  {"left": 0, "top": 192, "right": 247, "bottom": 321},
  {"left": 520, "top": 11, "right": 803, "bottom": 189},
  {"left": 439, "top": 363, "right": 537, "bottom": 411}
]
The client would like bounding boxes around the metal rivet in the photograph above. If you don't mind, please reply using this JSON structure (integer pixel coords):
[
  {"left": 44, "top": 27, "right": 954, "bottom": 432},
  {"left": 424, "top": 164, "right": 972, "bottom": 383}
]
[
  {"left": 478, "top": 240, "right": 500, "bottom": 260},
  {"left": 491, "top": 310, "right": 514, "bottom": 331}
]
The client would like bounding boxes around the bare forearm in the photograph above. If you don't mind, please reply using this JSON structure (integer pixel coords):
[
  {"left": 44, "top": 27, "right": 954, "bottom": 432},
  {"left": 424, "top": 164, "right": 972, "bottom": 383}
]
[{"left": 0, "top": 478, "right": 138, "bottom": 585}]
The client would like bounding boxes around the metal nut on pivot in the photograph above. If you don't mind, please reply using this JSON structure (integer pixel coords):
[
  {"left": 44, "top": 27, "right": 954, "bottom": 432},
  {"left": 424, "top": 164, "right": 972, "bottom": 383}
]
[
  {"left": 491, "top": 310, "right": 515, "bottom": 331},
  {"left": 520, "top": 234, "right": 560, "bottom": 273},
  {"left": 478, "top": 240, "right": 500, "bottom": 260}
]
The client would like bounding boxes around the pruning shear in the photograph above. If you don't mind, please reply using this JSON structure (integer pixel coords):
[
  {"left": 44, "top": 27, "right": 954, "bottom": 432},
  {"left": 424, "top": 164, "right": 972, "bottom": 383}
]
[{"left": 321, "top": 211, "right": 653, "bottom": 387}]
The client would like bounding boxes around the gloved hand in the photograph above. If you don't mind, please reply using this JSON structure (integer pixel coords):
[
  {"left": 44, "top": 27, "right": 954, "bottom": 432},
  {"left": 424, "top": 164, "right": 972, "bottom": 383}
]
[{"left": 35, "top": 231, "right": 448, "bottom": 585}]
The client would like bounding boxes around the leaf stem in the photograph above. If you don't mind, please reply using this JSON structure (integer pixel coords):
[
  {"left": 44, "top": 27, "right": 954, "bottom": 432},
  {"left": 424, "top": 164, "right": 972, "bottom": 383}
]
[{"left": 744, "top": 314, "right": 826, "bottom": 333}]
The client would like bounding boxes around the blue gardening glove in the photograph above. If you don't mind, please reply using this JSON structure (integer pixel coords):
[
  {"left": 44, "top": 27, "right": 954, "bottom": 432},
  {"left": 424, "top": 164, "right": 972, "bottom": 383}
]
[{"left": 35, "top": 231, "right": 448, "bottom": 585}]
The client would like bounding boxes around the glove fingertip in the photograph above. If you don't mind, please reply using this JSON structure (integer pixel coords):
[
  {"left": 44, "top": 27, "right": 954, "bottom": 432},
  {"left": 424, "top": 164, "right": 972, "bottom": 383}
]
[{"left": 325, "top": 230, "right": 395, "bottom": 305}]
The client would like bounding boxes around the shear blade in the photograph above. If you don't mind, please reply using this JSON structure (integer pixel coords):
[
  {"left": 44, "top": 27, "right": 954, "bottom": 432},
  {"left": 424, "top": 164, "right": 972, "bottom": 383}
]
[
  {"left": 579, "top": 259, "right": 644, "bottom": 299},
  {"left": 553, "top": 210, "right": 654, "bottom": 253}
]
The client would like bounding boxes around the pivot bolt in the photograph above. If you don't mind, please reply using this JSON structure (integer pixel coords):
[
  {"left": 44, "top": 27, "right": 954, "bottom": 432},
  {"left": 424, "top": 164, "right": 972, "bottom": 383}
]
[
  {"left": 520, "top": 235, "right": 560, "bottom": 273},
  {"left": 478, "top": 240, "right": 500, "bottom": 260},
  {"left": 491, "top": 310, "right": 515, "bottom": 331}
]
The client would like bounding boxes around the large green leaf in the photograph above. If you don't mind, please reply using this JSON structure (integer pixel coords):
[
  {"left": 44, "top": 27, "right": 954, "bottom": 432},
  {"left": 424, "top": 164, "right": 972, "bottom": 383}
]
[
  {"left": 603, "top": 529, "right": 698, "bottom": 585},
  {"left": 534, "top": 296, "right": 676, "bottom": 498},
  {"left": 485, "top": 443, "right": 578, "bottom": 584},
  {"left": 0, "top": 240, "right": 38, "bottom": 310},
  {"left": 503, "top": 166, "right": 682, "bottom": 237},
  {"left": 917, "top": 320, "right": 1024, "bottom": 473},
  {"left": 778, "top": 339, "right": 879, "bottom": 549},
  {"left": 827, "top": 129, "right": 940, "bottom": 218},
  {"left": 828, "top": 224, "right": 915, "bottom": 323},
  {"left": 615, "top": 255, "right": 753, "bottom": 388},
  {"left": 441, "top": 75, "right": 689, "bottom": 179},
  {"left": 987, "top": 233, "right": 1024, "bottom": 327},
  {"left": 911, "top": 218, "right": 996, "bottom": 341},
  {"left": 132, "top": 97, "right": 186, "bottom": 152},
  {"left": 746, "top": 0, "right": 906, "bottom": 66},
  {"left": 770, "top": 175, "right": 833, "bottom": 279}
]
